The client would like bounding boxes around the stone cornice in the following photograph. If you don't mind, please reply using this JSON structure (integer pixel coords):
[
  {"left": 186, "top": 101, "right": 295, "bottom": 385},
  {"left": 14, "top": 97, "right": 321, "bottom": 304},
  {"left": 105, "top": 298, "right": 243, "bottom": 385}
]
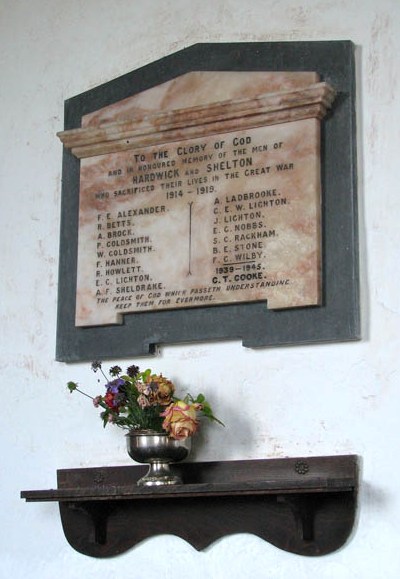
[{"left": 57, "top": 82, "right": 335, "bottom": 159}]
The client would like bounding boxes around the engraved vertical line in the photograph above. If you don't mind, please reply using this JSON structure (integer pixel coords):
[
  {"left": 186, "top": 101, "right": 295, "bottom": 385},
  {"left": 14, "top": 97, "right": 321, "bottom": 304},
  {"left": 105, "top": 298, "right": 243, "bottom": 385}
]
[{"left": 188, "top": 202, "right": 193, "bottom": 276}]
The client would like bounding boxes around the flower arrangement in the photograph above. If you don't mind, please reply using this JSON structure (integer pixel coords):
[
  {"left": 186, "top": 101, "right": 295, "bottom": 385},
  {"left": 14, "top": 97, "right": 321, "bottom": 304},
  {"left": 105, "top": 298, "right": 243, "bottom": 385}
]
[{"left": 67, "top": 361, "right": 223, "bottom": 440}]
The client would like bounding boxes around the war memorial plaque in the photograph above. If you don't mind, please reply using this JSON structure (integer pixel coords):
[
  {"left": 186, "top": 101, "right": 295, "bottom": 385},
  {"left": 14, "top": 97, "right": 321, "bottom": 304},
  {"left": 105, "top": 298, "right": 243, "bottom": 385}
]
[
  {"left": 56, "top": 42, "right": 359, "bottom": 361},
  {"left": 59, "top": 71, "right": 335, "bottom": 327}
]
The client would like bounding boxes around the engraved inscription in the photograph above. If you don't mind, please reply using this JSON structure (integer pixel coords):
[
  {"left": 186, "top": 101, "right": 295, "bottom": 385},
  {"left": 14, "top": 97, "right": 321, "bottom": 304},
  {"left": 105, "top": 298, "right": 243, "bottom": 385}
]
[
  {"left": 56, "top": 72, "right": 336, "bottom": 327},
  {"left": 75, "top": 118, "right": 322, "bottom": 326}
]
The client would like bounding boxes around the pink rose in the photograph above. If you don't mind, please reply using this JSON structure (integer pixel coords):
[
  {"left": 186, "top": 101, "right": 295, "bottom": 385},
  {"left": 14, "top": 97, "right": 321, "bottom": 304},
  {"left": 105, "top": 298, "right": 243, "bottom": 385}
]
[{"left": 161, "top": 401, "right": 200, "bottom": 440}]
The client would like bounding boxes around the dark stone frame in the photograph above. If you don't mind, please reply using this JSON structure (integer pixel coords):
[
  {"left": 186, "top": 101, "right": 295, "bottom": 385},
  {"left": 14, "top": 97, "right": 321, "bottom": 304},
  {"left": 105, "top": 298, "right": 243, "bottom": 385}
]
[{"left": 56, "top": 41, "right": 359, "bottom": 362}]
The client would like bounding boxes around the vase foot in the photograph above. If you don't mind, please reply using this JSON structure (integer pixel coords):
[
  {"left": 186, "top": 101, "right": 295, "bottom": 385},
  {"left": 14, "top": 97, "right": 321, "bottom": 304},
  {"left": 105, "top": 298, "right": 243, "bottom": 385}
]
[{"left": 137, "top": 461, "right": 182, "bottom": 487}]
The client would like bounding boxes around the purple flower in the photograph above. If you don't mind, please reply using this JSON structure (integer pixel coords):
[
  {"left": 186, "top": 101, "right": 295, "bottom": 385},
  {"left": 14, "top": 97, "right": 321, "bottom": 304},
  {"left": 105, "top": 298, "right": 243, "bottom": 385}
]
[{"left": 106, "top": 378, "right": 126, "bottom": 394}]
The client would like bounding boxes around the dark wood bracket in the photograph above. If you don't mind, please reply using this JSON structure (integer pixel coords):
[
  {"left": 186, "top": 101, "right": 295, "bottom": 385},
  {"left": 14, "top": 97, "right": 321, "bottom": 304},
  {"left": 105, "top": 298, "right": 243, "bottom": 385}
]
[{"left": 21, "top": 455, "right": 359, "bottom": 558}]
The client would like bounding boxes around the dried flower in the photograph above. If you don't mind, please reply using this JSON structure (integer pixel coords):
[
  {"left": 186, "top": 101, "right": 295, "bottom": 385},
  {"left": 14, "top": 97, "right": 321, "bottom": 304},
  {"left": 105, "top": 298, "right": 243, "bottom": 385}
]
[
  {"left": 161, "top": 401, "right": 200, "bottom": 440},
  {"left": 109, "top": 365, "right": 122, "bottom": 377},
  {"left": 126, "top": 365, "right": 139, "bottom": 378},
  {"left": 137, "top": 394, "right": 151, "bottom": 409},
  {"left": 142, "top": 374, "right": 175, "bottom": 406},
  {"left": 67, "top": 362, "right": 223, "bottom": 438},
  {"left": 91, "top": 361, "right": 102, "bottom": 373},
  {"left": 93, "top": 395, "right": 102, "bottom": 408}
]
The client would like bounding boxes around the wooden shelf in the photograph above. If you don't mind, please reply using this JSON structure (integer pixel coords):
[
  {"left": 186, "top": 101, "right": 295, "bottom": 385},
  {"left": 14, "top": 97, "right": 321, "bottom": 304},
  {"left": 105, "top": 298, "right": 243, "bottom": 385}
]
[{"left": 21, "top": 455, "right": 359, "bottom": 557}]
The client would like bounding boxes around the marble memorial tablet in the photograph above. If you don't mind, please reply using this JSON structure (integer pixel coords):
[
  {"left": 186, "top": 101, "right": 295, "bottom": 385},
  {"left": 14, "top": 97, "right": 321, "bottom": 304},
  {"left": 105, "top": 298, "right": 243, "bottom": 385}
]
[{"left": 58, "top": 72, "right": 335, "bottom": 327}]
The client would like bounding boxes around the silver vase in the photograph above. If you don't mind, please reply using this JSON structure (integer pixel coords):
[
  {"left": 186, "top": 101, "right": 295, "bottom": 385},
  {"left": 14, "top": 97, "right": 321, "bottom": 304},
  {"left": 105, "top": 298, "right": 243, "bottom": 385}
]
[{"left": 126, "top": 431, "right": 191, "bottom": 486}]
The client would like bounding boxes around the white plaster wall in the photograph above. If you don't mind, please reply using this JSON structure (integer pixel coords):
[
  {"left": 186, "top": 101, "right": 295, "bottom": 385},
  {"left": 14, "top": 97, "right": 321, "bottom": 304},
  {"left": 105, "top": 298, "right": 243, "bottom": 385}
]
[{"left": 1, "top": 0, "right": 399, "bottom": 577}]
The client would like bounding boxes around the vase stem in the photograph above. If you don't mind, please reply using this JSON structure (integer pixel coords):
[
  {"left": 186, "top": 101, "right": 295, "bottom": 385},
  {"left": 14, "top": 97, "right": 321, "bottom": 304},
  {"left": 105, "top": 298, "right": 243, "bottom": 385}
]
[{"left": 138, "top": 460, "right": 182, "bottom": 487}]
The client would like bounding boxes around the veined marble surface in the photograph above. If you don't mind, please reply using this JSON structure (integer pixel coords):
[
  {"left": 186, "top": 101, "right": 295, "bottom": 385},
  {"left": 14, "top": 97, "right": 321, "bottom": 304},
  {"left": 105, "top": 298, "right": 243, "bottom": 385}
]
[{"left": 68, "top": 72, "right": 331, "bottom": 327}]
